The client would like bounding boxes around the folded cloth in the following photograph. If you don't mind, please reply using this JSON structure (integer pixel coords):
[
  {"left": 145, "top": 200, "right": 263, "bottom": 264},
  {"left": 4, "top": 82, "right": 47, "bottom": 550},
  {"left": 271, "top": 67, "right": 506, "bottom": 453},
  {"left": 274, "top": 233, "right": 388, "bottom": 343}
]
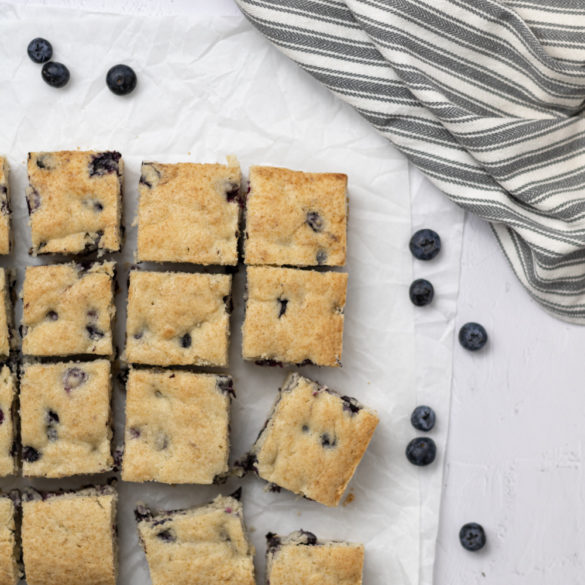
[{"left": 235, "top": 0, "right": 585, "bottom": 323}]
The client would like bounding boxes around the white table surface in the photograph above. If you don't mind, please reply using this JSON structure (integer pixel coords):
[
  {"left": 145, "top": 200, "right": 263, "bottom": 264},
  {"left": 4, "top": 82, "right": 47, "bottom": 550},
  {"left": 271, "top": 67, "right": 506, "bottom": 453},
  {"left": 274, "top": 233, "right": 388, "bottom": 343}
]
[{"left": 10, "top": 1, "right": 584, "bottom": 584}]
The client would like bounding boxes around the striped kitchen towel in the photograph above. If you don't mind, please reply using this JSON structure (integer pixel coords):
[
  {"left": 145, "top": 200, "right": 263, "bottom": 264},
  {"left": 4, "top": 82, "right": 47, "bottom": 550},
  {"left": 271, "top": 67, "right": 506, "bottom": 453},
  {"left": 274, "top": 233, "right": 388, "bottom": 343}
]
[{"left": 235, "top": 0, "right": 585, "bottom": 323}]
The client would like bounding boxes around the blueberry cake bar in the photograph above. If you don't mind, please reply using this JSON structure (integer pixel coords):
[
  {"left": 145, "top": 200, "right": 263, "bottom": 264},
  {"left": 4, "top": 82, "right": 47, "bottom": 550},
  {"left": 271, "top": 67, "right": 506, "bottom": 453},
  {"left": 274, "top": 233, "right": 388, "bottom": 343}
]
[
  {"left": 135, "top": 493, "right": 255, "bottom": 585},
  {"left": 244, "top": 373, "right": 378, "bottom": 506},
  {"left": 137, "top": 159, "right": 241, "bottom": 265},
  {"left": 20, "top": 360, "right": 113, "bottom": 477},
  {"left": 26, "top": 150, "right": 123, "bottom": 255},
  {"left": 21, "top": 262, "right": 116, "bottom": 357},
  {"left": 0, "top": 270, "right": 13, "bottom": 357},
  {"left": 21, "top": 484, "right": 118, "bottom": 585},
  {"left": 122, "top": 368, "right": 231, "bottom": 484},
  {"left": 244, "top": 166, "right": 347, "bottom": 266},
  {"left": 0, "top": 495, "right": 20, "bottom": 585},
  {"left": 242, "top": 266, "right": 347, "bottom": 367},
  {"left": 0, "top": 368, "right": 16, "bottom": 477},
  {"left": 266, "top": 530, "right": 364, "bottom": 585},
  {"left": 0, "top": 158, "right": 11, "bottom": 255},
  {"left": 125, "top": 270, "right": 231, "bottom": 367}
]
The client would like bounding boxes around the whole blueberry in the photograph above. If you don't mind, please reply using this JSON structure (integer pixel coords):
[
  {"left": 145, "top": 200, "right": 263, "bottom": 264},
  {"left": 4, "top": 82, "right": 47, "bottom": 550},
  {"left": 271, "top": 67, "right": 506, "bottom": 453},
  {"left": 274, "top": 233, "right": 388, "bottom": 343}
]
[
  {"left": 41, "top": 62, "right": 70, "bottom": 88},
  {"left": 106, "top": 64, "right": 137, "bottom": 96},
  {"left": 459, "top": 322, "right": 488, "bottom": 351},
  {"left": 411, "top": 405, "right": 436, "bottom": 432},
  {"left": 405, "top": 437, "right": 436, "bottom": 466},
  {"left": 409, "top": 229, "right": 441, "bottom": 261},
  {"left": 459, "top": 523, "right": 486, "bottom": 551},
  {"left": 27, "top": 38, "right": 53, "bottom": 63},
  {"left": 409, "top": 279, "right": 434, "bottom": 306}
]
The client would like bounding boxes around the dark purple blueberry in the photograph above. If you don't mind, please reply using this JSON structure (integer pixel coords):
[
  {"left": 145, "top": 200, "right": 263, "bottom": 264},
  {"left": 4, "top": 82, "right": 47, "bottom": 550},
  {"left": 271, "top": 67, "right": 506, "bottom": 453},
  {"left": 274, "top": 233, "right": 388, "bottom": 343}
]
[
  {"left": 406, "top": 437, "right": 436, "bottom": 466},
  {"left": 266, "top": 532, "right": 281, "bottom": 552},
  {"left": 180, "top": 333, "right": 191, "bottom": 348},
  {"left": 409, "top": 279, "right": 434, "bottom": 307},
  {"left": 459, "top": 523, "right": 487, "bottom": 552},
  {"left": 297, "top": 359, "right": 315, "bottom": 367},
  {"left": 156, "top": 528, "right": 176, "bottom": 543},
  {"left": 255, "top": 359, "right": 283, "bottom": 367},
  {"left": 459, "top": 322, "right": 488, "bottom": 351},
  {"left": 277, "top": 298, "right": 288, "bottom": 318},
  {"left": 46, "top": 410, "right": 59, "bottom": 423},
  {"left": 133, "top": 331, "right": 144, "bottom": 340},
  {"left": 35, "top": 154, "right": 55, "bottom": 170},
  {"left": 22, "top": 446, "right": 40, "bottom": 463},
  {"left": 89, "top": 151, "right": 121, "bottom": 177},
  {"left": 226, "top": 182, "right": 239, "bottom": 202},
  {"left": 321, "top": 433, "right": 336, "bottom": 448},
  {"left": 238, "top": 453, "right": 258, "bottom": 473},
  {"left": 26, "top": 188, "right": 41, "bottom": 213},
  {"left": 129, "top": 427, "right": 141, "bottom": 439},
  {"left": 139, "top": 175, "right": 152, "bottom": 188},
  {"left": 94, "top": 201, "right": 104, "bottom": 212},
  {"left": 46, "top": 310, "right": 58, "bottom": 321},
  {"left": 216, "top": 377, "right": 234, "bottom": 396},
  {"left": 341, "top": 396, "right": 361, "bottom": 415},
  {"left": 409, "top": 229, "right": 441, "bottom": 261},
  {"left": 134, "top": 505, "right": 152, "bottom": 522},
  {"left": 0, "top": 409, "right": 4, "bottom": 426},
  {"left": 41, "top": 61, "right": 70, "bottom": 88},
  {"left": 306, "top": 211, "right": 323, "bottom": 232},
  {"left": 87, "top": 309, "right": 98, "bottom": 319},
  {"left": 268, "top": 483, "right": 281, "bottom": 493},
  {"left": 46, "top": 410, "right": 59, "bottom": 441},
  {"left": 106, "top": 64, "right": 137, "bottom": 96},
  {"left": 86, "top": 324, "right": 105, "bottom": 341},
  {"left": 27, "top": 38, "right": 53, "bottom": 63},
  {"left": 223, "top": 294, "right": 233, "bottom": 315},
  {"left": 62, "top": 367, "right": 88, "bottom": 392},
  {"left": 316, "top": 250, "right": 327, "bottom": 265},
  {"left": 411, "top": 405, "right": 436, "bottom": 432},
  {"left": 301, "top": 424, "right": 309, "bottom": 432},
  {"left": 299, "top": 530, "right": 317, "bottom": 545}
]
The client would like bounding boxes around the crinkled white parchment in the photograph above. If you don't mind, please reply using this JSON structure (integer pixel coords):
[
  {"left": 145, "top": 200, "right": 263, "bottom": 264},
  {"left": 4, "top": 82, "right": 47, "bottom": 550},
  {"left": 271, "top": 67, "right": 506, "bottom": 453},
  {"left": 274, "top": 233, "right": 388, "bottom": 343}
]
[{"left": 0, "top": 4, "right": 464, "bottom": 584}]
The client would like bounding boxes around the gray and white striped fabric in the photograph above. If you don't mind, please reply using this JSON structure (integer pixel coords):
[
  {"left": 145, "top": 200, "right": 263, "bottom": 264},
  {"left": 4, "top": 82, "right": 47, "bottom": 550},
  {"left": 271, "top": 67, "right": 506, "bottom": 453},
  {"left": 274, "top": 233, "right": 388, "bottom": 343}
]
[{"left": 235, "top": 0, "right": 585, "bottom": 323}]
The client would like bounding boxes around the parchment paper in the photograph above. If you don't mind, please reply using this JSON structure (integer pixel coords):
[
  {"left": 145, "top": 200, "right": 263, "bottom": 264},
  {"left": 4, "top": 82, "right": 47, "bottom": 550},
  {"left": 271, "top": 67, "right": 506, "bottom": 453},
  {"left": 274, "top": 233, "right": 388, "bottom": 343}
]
[{"left": 0, "top": 4, "right": 465, "bottom": 584}]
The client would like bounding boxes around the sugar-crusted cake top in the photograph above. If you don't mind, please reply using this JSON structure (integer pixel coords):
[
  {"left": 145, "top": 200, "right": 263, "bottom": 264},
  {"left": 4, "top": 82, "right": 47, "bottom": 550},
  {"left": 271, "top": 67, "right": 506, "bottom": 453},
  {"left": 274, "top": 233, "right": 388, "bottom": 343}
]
[
  {"left": 122, "top": 368, "right": 231, "bottom": 484},
  {"left": 250, "top": 373, "right": 378, "bottom": 506},
  {"left": 26, "top": 150, "right": 123, "bottom": 254},
  {"left": 245, "top": 165, "right": 347, "bottom": 266},
  {"left": 136, "top": 494, "right": 255, "bottom": 585},
  {"left": 137, "top": 160, "right": 240, "bottom": 265}
]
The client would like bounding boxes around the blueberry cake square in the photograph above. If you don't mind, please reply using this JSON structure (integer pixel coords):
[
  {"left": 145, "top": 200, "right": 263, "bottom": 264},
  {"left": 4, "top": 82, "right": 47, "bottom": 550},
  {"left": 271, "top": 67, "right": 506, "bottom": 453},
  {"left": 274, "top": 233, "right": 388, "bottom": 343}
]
[
  {"left": 0, "top": 158, "right": 11, "bottom": 255},
  {"left": 0, "top": 495, "right": 21, "bottom": 585},
  {"left": 21, "top": 262, "right": 116, "bottom": 357},
  {"left": 26, "top": 150, "right": 123, "bottom": 255},
  {"left": 21, "top": 484, "right": 117, "bottom": 585},
  {"left": 137, "top": 159, "right": 241, "bottom": 265},
  {"left": 135, "top": 493, "right": 255, "bottom": 585},
  {"left": 20, "top": 360, "right": 113, "bottom": 478},
  {"left": 125, "top": 270, "right": 231, "bottom": 367},
  {"left": 244, "top": 166, "right": 347, "bottom": 266},
  {"left": 245, "top": 373, "right": 378, "bottom": 507},
  {"left": 266, "top": 530, "right": 364, "bottom": 585},
  {"left": 0, "top": 269, "right": 13, "bottom": 358},
  {"left": 0, "top": 367, "right": 16, "bottom": 477},
  {"left": 242, "top": 266, "right": 347, "bottom": 367},
  {"left": 122, "top": 368, "right": 231, "bottom": 484}
]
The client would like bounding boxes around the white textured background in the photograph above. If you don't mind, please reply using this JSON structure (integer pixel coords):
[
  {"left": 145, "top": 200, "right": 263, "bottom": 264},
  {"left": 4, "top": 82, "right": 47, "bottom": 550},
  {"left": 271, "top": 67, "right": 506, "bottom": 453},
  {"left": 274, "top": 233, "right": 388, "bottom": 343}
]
[{"left": 6, "top": 1, "right": 585, "bottom": 584}]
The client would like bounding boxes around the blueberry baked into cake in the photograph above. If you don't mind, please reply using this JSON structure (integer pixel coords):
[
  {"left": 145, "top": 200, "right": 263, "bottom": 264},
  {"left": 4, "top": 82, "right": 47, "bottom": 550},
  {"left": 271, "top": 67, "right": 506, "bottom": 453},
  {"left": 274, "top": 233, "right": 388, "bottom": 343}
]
[
  {"left": 125, "top": 270, "right": 232, "bottom": 367},
  {"left": 137, "top": 159, "right": 241, "bottom": 265},
  {"left": 21, "top": 262, "right": 116, "bottom": 357},
  {"left": 266, "top": 530, "right": 364, "bottom": 585},
  {"left": 122, "top": 368, "right": 232, "bottom": 484},
  {"left": 0, "top": 158, "right": 11, "bottom": 255},
  {"left": 26, "top": 150, "right": 123, "bottom": 255},
  {"left": 242, "top": 266, "right": 347, "bottom": 367},
  {"left": 242, "top": 373, "right": 378, "bottom": 507},
  {"left": 20, "top": 360, "right": 113, "bottom": 478},
  {"left": 0, "top": 494, "right": 21, "bottom": 585},
  {"left": 135, "top": 492, "right": 255, "bottom": 585},
  {"left": 21, "top": 484, "right": 118, "bottom": 585},
  {"left": 244, "top": 166, "right": 347, "bottom": 267},
  {"left": 0, "top": 367, "right": 16, "bottom": 478}
]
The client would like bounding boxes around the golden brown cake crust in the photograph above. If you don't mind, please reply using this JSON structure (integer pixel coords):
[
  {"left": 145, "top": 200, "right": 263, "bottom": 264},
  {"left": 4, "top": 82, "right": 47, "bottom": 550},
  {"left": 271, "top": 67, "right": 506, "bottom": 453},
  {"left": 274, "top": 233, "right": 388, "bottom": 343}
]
[
  {"left": 251, "top": 373, "right": 379, "bottom": 507},
  {"left": 242, "top": 266, "right": 347, "bottom": 367},
  {"left": 26, "top": 150, "right": 123, "bottom": 254},
  {"left": 267, "top": 531, "right": 364, "bottom": 585},
  {"left": 137, "top": 160, "right": 240, "bottom": 265},
  {"left": 136, "top": 495, "right": 255, "bottom": 585},
  {"left": 0, "top": 497, "right": 19, "bottom": 585},
  {"left": 22, "top": 488, "right": 117, "bottom": 585},
  {"left": 0, "top": 159, "right": 11, "bottom": 255},
  {"left": 125, "top": 271, "right": 231, "bottom": 367},
  {"left": 0, "top": 270, "right": 11, "bottom": 357},
  {"left": 122, "top": 368, "right": 231, "bottom": 484},
  {"left": 244, "top": 166, "right": 347, "bottom": 266},
  {"left": 0, "top": 368, "right": 15, "bottom": 477},
  {"left": 22, "top": 262, "right": 116, "bottom": 357},
  {"left": 20, "top": 360, "right": 113, "bottom": 478}
]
